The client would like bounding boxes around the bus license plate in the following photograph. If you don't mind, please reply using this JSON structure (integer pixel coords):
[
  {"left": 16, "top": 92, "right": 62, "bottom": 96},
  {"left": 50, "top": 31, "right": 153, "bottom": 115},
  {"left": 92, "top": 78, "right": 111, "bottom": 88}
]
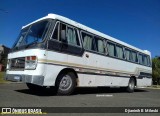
[{"left": 14, "top": 76, "right": 20, "bottom": 80}]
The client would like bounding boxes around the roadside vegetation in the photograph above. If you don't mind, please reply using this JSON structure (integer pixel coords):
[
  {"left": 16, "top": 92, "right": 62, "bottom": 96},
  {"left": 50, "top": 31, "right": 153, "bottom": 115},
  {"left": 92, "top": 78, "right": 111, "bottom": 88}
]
[
  {"left": 152, "top": 56, "right": 160, "bottom": 86},
  {"left": 0, "top": 48, "right": 7, "bottom": 83},
  {"left": 0, "top": 72, "right": 7, "bottom": 83}
]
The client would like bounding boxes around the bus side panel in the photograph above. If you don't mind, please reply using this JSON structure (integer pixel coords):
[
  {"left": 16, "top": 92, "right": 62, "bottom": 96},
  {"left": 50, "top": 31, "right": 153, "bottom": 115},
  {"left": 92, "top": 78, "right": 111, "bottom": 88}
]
[
  {"left": 77, "top": 73, "right": 129, "bottom": 87},
  {"left": 43, "top": 65, "right": 66, "bottom": 86},
  {"left": 43, "top": 51, "right": 68, "bottom": 86},
  {"left": 137, "top": 78, "right": 152, "bottom": 87},
  {"left": 108, "top": 76, "right": 129, "bottom": 87}
]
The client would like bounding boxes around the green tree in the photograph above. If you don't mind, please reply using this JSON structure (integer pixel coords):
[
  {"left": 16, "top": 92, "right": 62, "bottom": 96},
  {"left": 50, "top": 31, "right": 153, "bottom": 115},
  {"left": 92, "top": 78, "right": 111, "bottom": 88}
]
[
  {"left": 152, "top": 57, "right": 160, "bottom": 85},
  {"left": 0, "top": 54, "right": 7, "bottom": 67}
]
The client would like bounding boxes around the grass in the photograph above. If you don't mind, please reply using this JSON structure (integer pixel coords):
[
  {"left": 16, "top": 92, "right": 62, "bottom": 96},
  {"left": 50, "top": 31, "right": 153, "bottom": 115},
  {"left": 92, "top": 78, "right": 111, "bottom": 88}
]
[
  {"left": 0, "top": 72, "right": 8, "bottom": 83},
  {"left": 152, "top": 85, "right": 160, "bottom": 88},
  {"left": 145, "top": 84, "right": 160, "bottom": 89}
]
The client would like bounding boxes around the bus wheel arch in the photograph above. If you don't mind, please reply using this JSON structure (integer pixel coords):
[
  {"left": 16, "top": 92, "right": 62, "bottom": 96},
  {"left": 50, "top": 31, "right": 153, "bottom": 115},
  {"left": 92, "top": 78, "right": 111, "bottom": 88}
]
[
  {"left": 126, "top": 76, "right": 137, "bottom": 93},
  {"left": 55, "top": 68, "right": 78, "bottom": 95}
]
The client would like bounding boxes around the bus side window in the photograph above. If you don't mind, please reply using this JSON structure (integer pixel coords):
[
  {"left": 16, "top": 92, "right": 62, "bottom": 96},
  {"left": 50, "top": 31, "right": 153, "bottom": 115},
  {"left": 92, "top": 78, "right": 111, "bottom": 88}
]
[
  {"left": 82, "top": 32, "right": 95, "bottom": 51},
  {"left": 67, "top": 27, "right": 80, "bottom": 46},
  {"left": 125, "top": 48, "right": 132, "bottom": 61},
  {"left": 107, "top": 42, "right": 116, "bottom": 57},
  {"left": 51, "top": 22, "right": 59, "bottom": 40},
  {"left": 94, "top": 36, "right": 105, "bottom": 54},
  {"left": 116, "top": 45, "right": 124, "bottom": 59},
  {"left": 131, "top": 51, "right": 138, "bottom": 63},
  {"left": 60, "top": 23, "right": 67, "bottom": 42},
  {"left": 139, "top": 54, "right": 143, "bottom": 65},
  {"left": 143, "top": 55, "right": 148, "bottom": 66}
]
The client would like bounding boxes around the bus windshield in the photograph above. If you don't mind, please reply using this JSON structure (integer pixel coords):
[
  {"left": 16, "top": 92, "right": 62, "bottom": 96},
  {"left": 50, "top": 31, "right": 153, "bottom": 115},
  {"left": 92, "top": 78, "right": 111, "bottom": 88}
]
[{"left": 14, "top": 20, "right": 49, "bottom": 48}]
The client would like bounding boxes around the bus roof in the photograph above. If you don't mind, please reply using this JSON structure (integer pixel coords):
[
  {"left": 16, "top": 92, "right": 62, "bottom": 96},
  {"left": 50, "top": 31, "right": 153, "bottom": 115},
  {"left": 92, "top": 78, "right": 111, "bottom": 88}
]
[{"left": 22, "top": 13, "right": 151, "bottom": 56}]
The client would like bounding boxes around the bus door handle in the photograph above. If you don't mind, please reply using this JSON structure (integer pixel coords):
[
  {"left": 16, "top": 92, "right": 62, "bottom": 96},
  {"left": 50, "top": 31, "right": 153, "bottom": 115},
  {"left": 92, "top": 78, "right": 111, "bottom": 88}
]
[{"left": 85, "top": 54, "right": 89, "bottom": 58}]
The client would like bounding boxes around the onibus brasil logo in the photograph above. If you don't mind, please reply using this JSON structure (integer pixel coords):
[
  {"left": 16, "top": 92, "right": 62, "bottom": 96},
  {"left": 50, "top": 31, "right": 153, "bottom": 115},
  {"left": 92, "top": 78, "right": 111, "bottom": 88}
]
[{"left": 1, "top": 107, "right": 47, "bottom": 115}]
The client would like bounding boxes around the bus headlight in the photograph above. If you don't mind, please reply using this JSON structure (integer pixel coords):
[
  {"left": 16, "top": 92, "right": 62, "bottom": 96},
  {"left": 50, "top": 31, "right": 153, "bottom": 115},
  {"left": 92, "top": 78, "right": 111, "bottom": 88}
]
[{"left": 25, "top": 56, "right": 37, "bottom": 69}]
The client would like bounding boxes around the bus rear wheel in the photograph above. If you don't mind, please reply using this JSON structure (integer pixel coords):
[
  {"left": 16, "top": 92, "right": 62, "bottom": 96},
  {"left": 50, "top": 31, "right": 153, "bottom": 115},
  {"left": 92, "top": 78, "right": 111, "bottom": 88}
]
[
  {"left": 56, "top": 72, "right": 76, "bottom": 95},
  {"left": 126, "top": 78, "right": 135, "bottom": 93}
]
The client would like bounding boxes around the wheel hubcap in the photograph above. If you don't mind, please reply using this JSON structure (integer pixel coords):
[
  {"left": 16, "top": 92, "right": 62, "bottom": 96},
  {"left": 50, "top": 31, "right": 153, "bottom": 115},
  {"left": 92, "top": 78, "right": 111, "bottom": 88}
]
[
  {"left": 129, "top": 80, "right": 135, "bottom": 90},
  {"left": 59, "top": 75, "right": 72, "bottom": 91}
]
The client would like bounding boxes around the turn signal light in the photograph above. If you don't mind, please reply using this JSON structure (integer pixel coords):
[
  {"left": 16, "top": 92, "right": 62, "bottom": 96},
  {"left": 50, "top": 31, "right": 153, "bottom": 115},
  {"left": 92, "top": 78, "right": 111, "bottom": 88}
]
[
  {"left": 25, "top": 56, "right": 37, "bottom": 70},
  {"left": 26, "top": 56, "right": 37, "bottom": 61}
]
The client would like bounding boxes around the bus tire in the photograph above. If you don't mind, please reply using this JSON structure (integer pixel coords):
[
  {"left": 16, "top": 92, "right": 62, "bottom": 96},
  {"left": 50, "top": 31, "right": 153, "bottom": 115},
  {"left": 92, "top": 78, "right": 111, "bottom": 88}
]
[
  {"left": 126, "top": 78, "right": 135, "bottom": 93},
  {"left": 26, "top": 83, "right": 42, "bottom": 91},
  {"left": 56, "top": 72, "right": 76, "bottom": 95}
]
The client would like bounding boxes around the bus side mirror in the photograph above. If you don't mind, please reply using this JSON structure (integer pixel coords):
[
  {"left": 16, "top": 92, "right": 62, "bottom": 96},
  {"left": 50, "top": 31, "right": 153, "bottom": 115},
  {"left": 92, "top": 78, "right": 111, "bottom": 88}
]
[{"left": 61, "top": 30, "right": 67, "bottom": 43}]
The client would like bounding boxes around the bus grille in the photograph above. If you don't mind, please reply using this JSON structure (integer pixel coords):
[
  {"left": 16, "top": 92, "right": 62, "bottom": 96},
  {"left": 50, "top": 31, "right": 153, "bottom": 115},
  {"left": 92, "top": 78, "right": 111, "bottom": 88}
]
[{"left": 10, "top": 57, "right": 25, "bottom": 70}]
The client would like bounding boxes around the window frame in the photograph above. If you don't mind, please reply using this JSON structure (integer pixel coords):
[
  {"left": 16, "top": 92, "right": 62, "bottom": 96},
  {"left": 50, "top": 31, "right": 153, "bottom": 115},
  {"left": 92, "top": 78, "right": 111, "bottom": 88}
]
[
  {"left": 80, "top": 30, "right": 96, "bottom": 52},
  {"left": 143, "top": 53, "right": 151, "bottom": 66},
  {"left": 50, "top": 21, "right": 60, "bottom": 41},
  {"left": 49, "top": 21, "right": 151, "bottom": 67},
  {"left": 147, "top": 55, "right": 151, "bottom": 66},
  {"left": 66, "top": 25, "right": 81, "bottom": 47},
  {"left": 138, "top": 53, "right": 151, "bottom": 66},
  {"left": 143, "top": 55, "right": 147, "bottom": 66},
  {"left": 115, "top": 44, "right": 125, "bottom": 59},
  {"left": 60, "top": 22, "right": 67, "bottom": 42},
  {"left": 138, "top": 53, "right": 144, "bottom": 65},
  {"left": 94, "top": 35, "right": 106, "bottom": 54},
  {"left": 107, "top": 41, "right": 117, "bottom": 58},
  {"left": 125, "top": 47, "right": 133, "bottom": 62},
  {"left": 131, "top": 50, "right": 138, "bottom": 63},
  {"left": 50, "top": 21, "right": 82, "bottom": 48},
  {"left": 104, "top": 40, "right": 109, "bottom": 55}
]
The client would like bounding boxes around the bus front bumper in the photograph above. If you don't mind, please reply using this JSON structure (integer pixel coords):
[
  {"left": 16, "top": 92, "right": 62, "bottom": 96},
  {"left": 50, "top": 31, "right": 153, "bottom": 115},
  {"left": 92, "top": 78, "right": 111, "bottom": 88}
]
[{"left": 5, "top": 74, "right": 44, "bottom": 86}]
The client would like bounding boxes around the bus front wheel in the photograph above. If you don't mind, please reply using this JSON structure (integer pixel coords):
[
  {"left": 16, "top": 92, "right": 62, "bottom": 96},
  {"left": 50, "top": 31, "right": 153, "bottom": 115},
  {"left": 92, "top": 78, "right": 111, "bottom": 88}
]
[
  {"left": 126, "top": 78, "right": 135, "bottom": 93},
  {"left": 56, "top": 72, "right": 76, "bottom": 95}
]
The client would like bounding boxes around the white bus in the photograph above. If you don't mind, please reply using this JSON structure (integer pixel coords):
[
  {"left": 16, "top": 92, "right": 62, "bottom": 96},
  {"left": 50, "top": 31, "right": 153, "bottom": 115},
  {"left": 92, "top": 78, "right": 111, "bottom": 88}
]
[{"left": 5, "top": 14, "right": 152, "bottom": 95}]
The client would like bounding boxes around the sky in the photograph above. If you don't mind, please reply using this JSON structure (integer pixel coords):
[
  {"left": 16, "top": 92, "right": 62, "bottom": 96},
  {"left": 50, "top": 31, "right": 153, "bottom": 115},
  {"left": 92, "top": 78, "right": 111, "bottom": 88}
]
[{"left": 0, "top": 0, "right": 160, "bottom": 57}]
